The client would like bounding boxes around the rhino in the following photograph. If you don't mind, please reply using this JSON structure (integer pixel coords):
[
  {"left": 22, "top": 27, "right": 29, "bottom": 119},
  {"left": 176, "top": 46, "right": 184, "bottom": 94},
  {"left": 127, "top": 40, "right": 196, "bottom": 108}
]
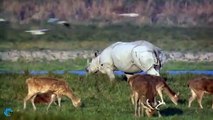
[{"left": 86, "top": 40, "right": 166, "bottom": 81}]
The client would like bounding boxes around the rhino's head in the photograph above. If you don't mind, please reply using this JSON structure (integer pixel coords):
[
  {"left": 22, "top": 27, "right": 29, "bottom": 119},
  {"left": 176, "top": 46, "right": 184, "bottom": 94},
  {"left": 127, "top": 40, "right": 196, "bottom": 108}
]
[{"left": 85, "top": 51, "right": 100, "bottom": 73}]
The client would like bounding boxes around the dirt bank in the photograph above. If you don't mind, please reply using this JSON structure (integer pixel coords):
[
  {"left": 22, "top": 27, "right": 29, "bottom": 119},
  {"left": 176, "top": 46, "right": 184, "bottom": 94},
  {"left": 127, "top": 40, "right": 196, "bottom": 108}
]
[{"left": 0, "top": 50, "right": 212, "bottom": 62}]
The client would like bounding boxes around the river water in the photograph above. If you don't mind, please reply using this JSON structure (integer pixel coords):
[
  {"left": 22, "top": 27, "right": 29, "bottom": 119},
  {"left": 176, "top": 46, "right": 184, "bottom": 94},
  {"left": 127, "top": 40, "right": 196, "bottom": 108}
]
[{"left": 0, "top": 70, "right": 212, "bottom": 76}]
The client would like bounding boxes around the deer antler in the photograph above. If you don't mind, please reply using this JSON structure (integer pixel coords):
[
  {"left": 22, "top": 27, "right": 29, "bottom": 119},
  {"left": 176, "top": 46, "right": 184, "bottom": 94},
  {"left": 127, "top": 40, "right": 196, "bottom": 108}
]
[
  {"left": 155, "top": 101, "right": 165, "bottom": 110},
  {"left": 141, "top": 102, "right": 150, "bottom": 109},
  {"left": 145, "top": 99, "right": 155, "bottom": 110}
]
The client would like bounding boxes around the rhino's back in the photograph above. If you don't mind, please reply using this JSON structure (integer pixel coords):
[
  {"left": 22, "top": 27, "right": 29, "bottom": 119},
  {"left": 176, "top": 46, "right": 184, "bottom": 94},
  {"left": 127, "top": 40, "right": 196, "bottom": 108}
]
[
  {"left": 100, "top": 41, "right": 134, "bottom": 64},
  {"left": 110, "top": 42, "right": 141, "bottom": 72}
]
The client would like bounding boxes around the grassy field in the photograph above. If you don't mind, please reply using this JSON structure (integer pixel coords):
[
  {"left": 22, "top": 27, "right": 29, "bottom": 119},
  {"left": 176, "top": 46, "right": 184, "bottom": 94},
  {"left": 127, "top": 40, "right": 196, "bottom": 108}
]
[
  {"left": 0, "top": 23, "right": 212, "bottom": 52},
  {"left": 0, "top": 73, "right": 213, "bottom": 120},
  {"left": 0, "top": 60, "right": 212, "bottom": 72},
  {"left": 0, "top": 58, "right": 212, "bottom": 120}
]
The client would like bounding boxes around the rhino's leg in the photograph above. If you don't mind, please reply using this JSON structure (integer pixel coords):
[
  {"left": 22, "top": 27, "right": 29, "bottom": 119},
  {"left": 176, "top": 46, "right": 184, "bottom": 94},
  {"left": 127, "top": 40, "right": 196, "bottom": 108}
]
[
  {"left": 147, "top": 67, "right": 160, "bottom": 76},
  {"left": 99, "top": 64, "right": 115, "bottom": 81},
  {"left": 106, "top": 69, "right": 115, "bottom": 81},
  {"left": 133, "top": 51, "right": 160, "bottom": 76}
]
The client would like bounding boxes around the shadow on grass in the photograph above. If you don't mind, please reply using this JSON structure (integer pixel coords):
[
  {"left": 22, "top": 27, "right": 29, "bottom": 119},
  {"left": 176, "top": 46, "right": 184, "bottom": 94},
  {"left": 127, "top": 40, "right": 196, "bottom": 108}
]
[
  {"left": 178, "top": 99, "right": 187, "bottom": 105},
  {"left": 160, "top": 107, "right": 183, "bottom": 116}
]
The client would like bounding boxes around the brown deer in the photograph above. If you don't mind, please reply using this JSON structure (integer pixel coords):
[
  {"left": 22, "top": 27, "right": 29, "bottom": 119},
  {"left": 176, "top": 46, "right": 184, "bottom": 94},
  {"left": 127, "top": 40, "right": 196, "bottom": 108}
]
[
  {"left": 188, "top": 76, "right": 213, "bottom": 109},
  {"left": 34, "top": 92, "right": 56, "bottom": 104},
  {"left": 23, "top": 77, "right": 81, "bottom": 111},
  {"left": 127, "top": 74, "right": 179, "bottom": 117}
]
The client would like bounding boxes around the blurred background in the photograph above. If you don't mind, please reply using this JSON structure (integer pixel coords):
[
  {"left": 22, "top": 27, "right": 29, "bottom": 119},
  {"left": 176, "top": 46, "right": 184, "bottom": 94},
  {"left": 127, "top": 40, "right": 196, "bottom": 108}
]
[
  {"left": 1, "top": 0, "right": 212, "bottom": 26},
  {"left": 0, "top": 0, "right": 212, "bottom": 51}
]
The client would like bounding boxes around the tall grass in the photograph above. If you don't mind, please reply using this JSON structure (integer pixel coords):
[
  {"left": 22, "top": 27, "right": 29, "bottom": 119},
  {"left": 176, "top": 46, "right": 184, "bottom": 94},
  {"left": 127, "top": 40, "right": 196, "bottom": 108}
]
[
  {"left": 1, "top": 0, "right": 213, "bottom": 26},
  {"left": 0, "top": 73, "right": 212, "bottom": 120}
]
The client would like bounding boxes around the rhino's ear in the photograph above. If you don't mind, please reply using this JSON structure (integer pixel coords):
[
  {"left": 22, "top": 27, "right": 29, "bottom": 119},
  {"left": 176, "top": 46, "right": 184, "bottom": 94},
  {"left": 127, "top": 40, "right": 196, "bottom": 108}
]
[{"left": 94, "top": 50, "right": 99, "bottom": 57}]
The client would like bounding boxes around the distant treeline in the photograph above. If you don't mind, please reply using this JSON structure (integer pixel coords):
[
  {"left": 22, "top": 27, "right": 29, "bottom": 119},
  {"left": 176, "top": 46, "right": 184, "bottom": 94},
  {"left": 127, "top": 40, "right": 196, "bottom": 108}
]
[{"left": 0, "top": 0, "right": 212, "bottom": 26}]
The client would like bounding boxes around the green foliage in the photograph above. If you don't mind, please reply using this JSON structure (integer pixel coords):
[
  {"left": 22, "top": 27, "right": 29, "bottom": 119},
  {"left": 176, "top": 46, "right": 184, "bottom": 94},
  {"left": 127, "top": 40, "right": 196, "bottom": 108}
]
[{"left": 0, "top": 73, "right": 212, "bottom": 120}]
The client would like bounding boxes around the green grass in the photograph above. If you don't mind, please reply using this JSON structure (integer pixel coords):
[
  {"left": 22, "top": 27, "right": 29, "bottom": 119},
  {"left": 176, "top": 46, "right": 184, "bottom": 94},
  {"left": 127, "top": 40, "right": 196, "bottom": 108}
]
[
  {"left": 0, "top": 73, "right": 213, "bottom": 120},
  {"left": 0, "top": 59, "right": 87, "bottom": 71},
  {"left": 161, "top": 61, "right": 213, "bottom": 71},
  {"left": 0, "top": 23, "right": 212, "bottom": 52},
  {"left": 0, "top": 60, "right": 212, "bottom": 72}
]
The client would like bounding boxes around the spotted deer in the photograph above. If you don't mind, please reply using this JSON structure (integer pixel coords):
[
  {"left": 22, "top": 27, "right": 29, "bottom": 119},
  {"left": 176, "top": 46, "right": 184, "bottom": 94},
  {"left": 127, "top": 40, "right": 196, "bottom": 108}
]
[
  {"left": 23, "top": 77, "right": 81, "bottom": 111},
  {"left": 188, "top": 76, "right": 213, "bottom": 109},
  {"left": 127, "top": 74, "right": 179, "bottom": 117}
]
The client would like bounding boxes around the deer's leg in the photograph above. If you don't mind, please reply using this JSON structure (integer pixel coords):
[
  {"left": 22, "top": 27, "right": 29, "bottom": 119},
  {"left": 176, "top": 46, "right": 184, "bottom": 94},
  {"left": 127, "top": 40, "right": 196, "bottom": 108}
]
[
  {"left": 138, "top": 99, "right": 141, "bottom": 117},
  {"left": 138, "top": 103, "right": 141, "bottom": 117},
  {"left": 141, "top": 104, "right": 144, "bottom": 117},
  {"left": 46, "top": 94, "right": 56, "bottom": 111},
  {"left": 188, "top": 89, "right": 197, "bottom": 108},
  {"left": 130, "top": 93, "right": 134, "bottom": 105},
  {"left": 53, "top": 94, "right": 58, "bottom": 105},
  {"left": 57, "top": 95, "right": 61, "bottom": 108},
  {"left": 157, "top": 87, "right": 165, "bottom": 104},
  {"left": 23, "top": 93, "right": 35, "bottom": 110},
  {"left": 140, "top": 98, "right": 144, "bottom": 117},
  {"left": 212, "top": 98, "right": 213, "bottom": 109},
  {"left": 135, "top": 101, "right": 139, "bottom": 116},
  {"left": 197, "top": 91, "right": 204, "bottom": 109},
  {"left": 30, "top": 95, "right": 37, "bottom": 111},
  {"left": 134, "top": 92, "right": 139, "bottom": 116}
]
